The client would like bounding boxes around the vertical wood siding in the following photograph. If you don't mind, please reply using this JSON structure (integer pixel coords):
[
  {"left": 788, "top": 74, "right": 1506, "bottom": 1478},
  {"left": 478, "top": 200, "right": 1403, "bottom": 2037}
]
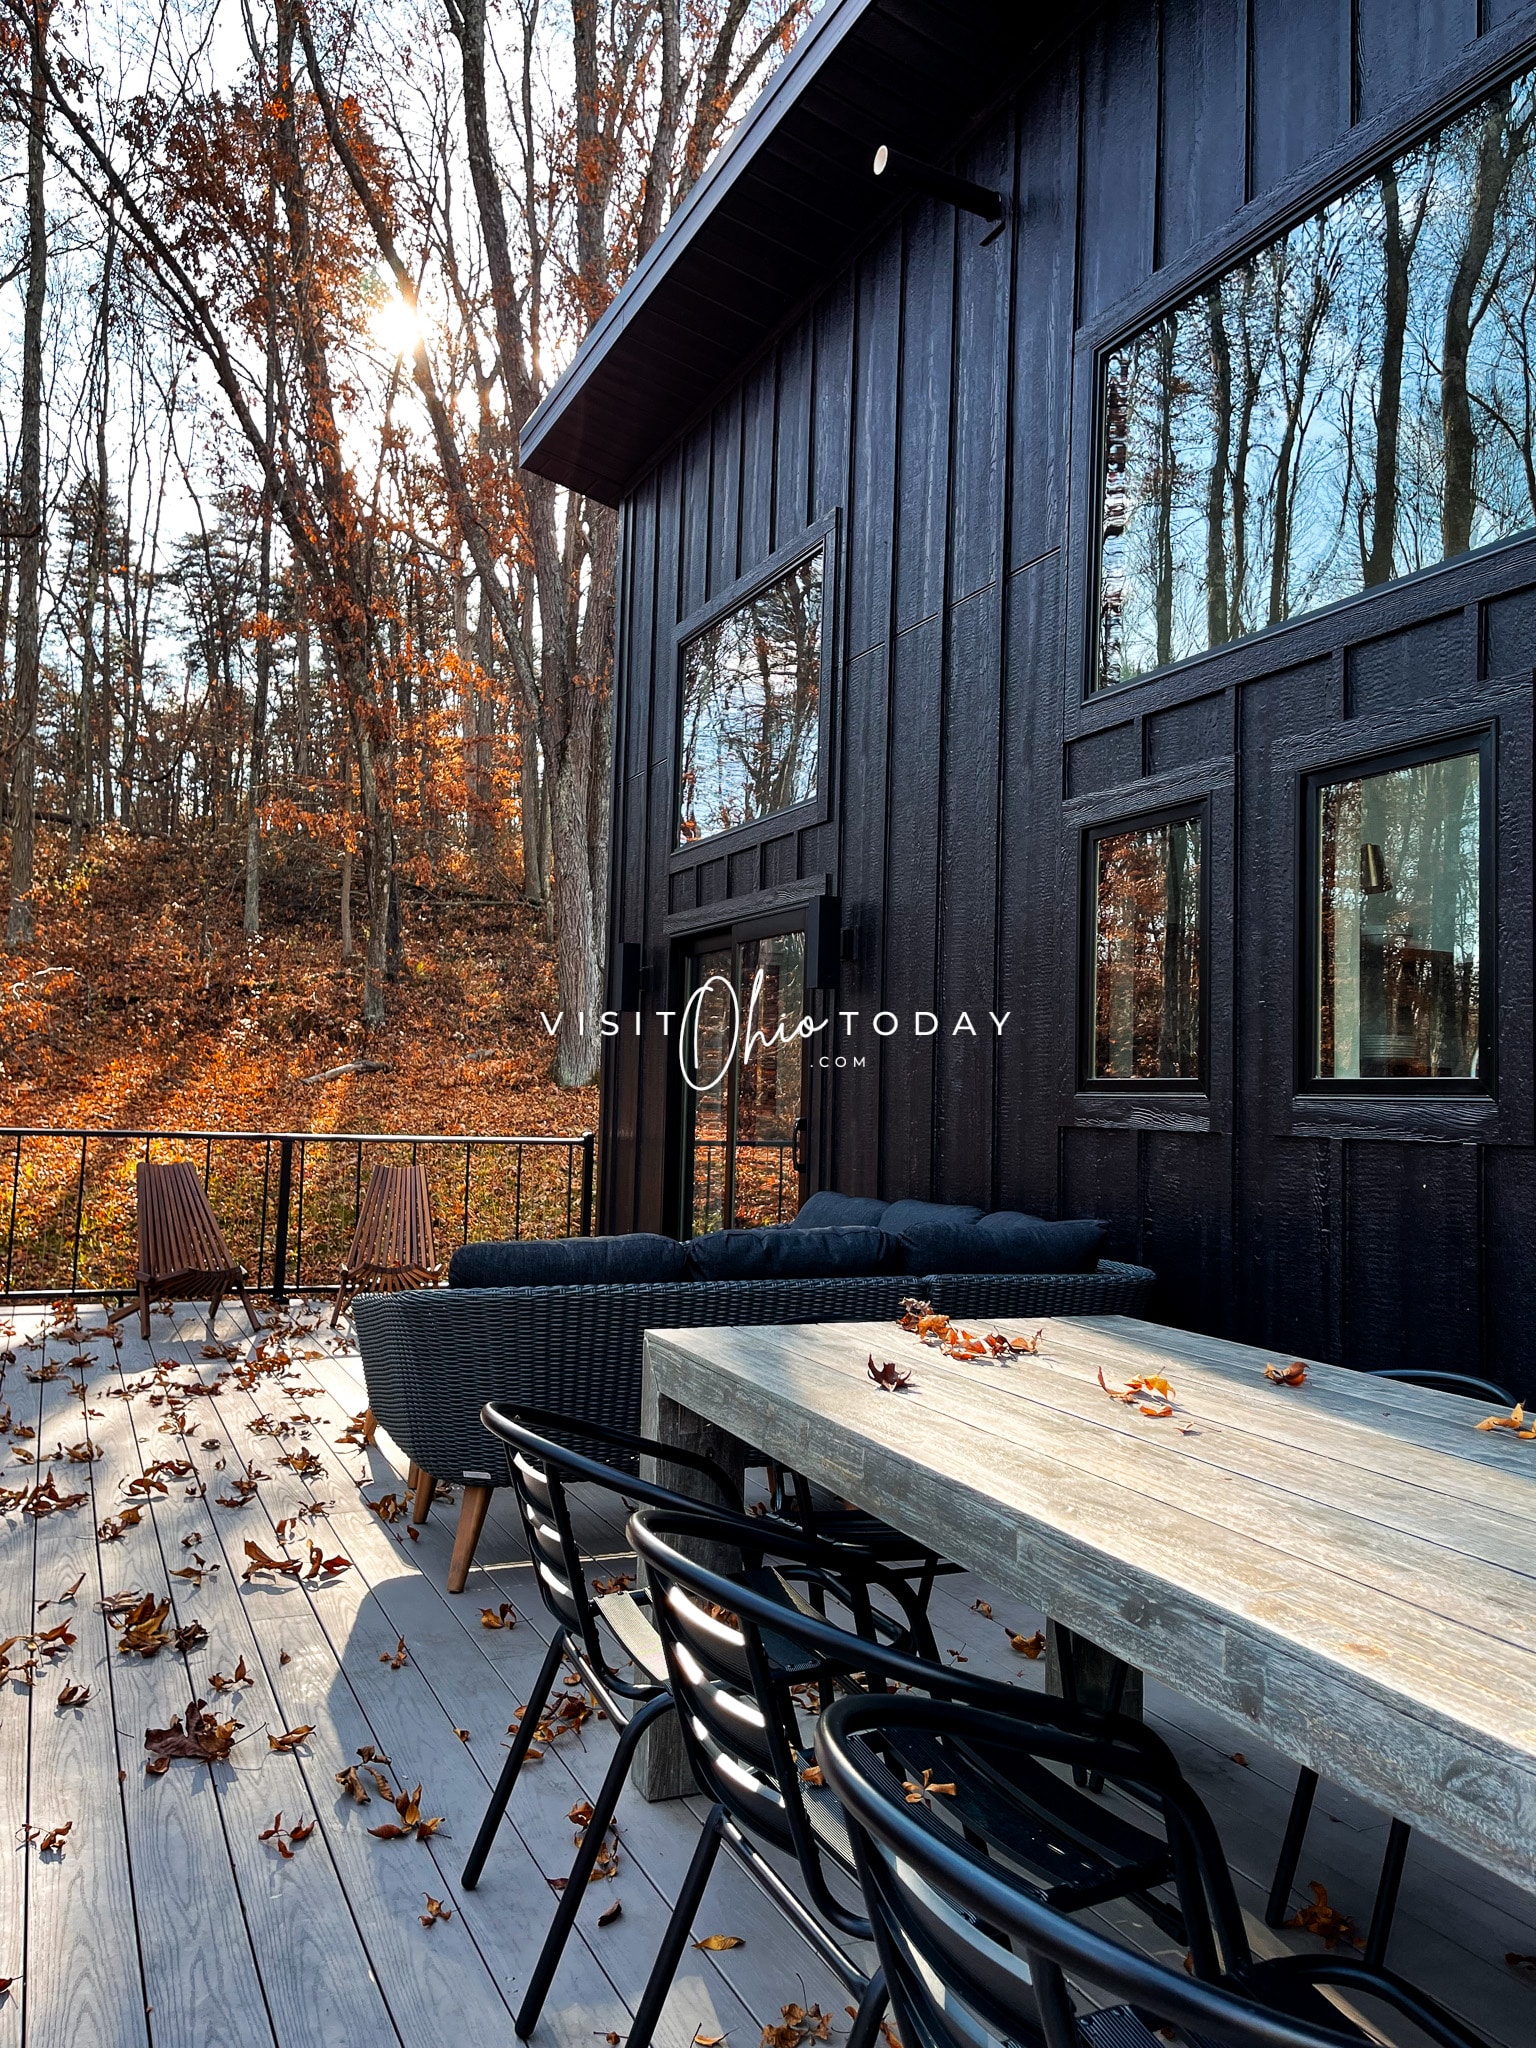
[{"left": 599, "top": 0, "right": 1536, "bottom": 1388}]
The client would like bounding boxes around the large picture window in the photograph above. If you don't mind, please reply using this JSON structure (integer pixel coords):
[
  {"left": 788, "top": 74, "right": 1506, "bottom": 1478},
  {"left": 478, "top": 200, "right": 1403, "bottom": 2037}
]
[
  {"left": 1312, "top": 745, "right": 1484, "bottom": 1086},
  {"left": 1087, "top": 814, "right": 1203, "bottom": 1085},
  {"left": 1097, "top": 63, "right": 1536, "bottom": 687},
  {"left": 676, "top": 550, "right": 823, "bottom": 846}
]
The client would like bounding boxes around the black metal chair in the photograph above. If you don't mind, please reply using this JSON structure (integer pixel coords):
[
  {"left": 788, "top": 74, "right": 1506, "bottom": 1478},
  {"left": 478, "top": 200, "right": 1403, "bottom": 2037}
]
[
  {"left": 618, "top": 1503, "right": 1196, "bottom": 2048},
  {"left": 818, "top": 1691, "right": 1494, "bottom": 2048},
  {"left": 465, "top": 1402, "right": 975, "bottom": 2038},
  {"left": 1264, "top": 1362, "right": 1517, "bottom": 1961}
]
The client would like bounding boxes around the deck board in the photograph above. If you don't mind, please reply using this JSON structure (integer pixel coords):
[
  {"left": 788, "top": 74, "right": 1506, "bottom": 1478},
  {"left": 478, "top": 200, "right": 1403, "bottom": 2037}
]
[{"left": 1, "top": 1299, "right": 1532, "bottom": 2048}]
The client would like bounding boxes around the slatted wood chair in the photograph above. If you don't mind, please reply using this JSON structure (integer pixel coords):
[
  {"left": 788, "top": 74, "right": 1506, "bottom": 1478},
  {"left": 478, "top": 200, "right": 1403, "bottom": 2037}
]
[
  {"left": 109, "top": 1160, "right": 261, "bottom": 1341},
  {"left": 331, "top": 1163, "right": 440, "bottom": 1328}
]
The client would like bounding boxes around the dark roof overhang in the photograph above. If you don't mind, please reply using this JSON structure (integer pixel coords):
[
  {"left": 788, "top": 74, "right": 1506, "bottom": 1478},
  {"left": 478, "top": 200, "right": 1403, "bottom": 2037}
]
[{"left": 519, "top": 0, "right": 1065, "bottom": 505}]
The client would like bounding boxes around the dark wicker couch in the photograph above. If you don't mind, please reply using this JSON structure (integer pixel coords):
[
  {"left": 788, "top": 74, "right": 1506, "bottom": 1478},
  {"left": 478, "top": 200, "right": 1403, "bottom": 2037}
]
[{"left": 352, "top": 1259, "right": 1154, "bottom": 1590}]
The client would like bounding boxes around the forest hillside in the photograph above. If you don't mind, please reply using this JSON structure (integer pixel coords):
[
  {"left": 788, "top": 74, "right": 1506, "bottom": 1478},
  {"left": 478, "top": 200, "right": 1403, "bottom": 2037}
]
[{"left": 0, "top": 826, "right": 595, "bottom": 1138}]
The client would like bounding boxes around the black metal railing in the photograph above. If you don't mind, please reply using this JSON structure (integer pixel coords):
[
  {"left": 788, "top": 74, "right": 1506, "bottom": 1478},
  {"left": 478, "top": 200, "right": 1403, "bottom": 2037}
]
[
  {"left": 0, "top": 1125, "right": 595, "bottom": 1303},
  {"left": 688, "top": 1137, "right": 800, "bottom": 1230}
]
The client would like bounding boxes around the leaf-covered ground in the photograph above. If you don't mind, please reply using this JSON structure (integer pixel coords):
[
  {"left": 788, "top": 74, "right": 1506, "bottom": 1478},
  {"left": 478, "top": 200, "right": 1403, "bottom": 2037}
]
[{"left": 0, "top": 829, "right": 597, "bottom": 1139}]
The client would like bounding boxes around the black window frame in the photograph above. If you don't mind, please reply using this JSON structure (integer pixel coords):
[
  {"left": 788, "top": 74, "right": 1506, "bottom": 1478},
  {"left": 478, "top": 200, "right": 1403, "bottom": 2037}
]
[
  {"left": 1079, "top": 799, "right": 1210, "bottom": 1095},
  {"left": 1298, "top": 728, "right": 1496, "bottom": 1101},
  {"left": 667, "top": 513, "right": 838, "bottom": 871}
]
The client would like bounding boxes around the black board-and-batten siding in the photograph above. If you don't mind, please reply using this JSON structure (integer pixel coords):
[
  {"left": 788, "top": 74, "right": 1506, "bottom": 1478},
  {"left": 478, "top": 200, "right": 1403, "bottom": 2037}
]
[{"left": 595, "top": 0, "right": 1536, "bottom": 1392}]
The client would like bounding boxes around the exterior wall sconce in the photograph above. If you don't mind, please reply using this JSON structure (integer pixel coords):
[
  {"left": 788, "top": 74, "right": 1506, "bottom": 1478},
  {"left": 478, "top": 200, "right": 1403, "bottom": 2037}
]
[{"left": 872, "top": 143, "right": 1006, "bottom": 244}]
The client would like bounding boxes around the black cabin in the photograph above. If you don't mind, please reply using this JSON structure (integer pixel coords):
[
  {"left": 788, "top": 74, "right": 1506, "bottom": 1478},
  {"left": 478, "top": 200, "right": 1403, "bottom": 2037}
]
[{"left": 522, "top": 0, "right": 1536, "bottom": 1386}]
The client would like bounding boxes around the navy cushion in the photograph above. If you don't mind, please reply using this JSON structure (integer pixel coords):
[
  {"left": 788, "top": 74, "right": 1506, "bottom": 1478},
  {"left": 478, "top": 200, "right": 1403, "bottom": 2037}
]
[
  {"left": 788, "top": 1190, "right": 891, "bottom": 1230},
  {"left": 448, "top": 1233, "right": 689, "bottom": 1289},
  {"left": 684, "top": 1225, "right": 898, "bottom": 1282},
  {"left": 974, "top": 1211, "right": 1107, "bottom": 1275},
  {"left": 881, "top": 1199, "right": 987, "bottom": 1275}
]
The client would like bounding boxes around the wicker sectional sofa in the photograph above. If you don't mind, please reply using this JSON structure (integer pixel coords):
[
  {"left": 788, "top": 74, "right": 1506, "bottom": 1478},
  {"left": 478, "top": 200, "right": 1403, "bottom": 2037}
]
[{"left": 352, "top": 1255, "right": 1155, "bottom": 1590}]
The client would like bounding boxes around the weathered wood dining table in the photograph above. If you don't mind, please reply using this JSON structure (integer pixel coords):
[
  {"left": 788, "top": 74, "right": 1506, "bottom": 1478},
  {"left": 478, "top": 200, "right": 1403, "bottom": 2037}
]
[{"left": 637, "top": 1313, "right": 1536, "bottom": 1899}]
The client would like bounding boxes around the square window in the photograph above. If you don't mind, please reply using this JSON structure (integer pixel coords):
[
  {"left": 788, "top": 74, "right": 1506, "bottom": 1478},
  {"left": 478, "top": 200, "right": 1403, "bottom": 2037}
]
[
  {"left": 1314, "top": 749, "right": 1483, "bottom": 1083},
  {"left": 677, "top": 550, "right": 823, "bottom": 848},
  {"left": 1088, "top": 815, "right": 1202, "bottom": 1083}
]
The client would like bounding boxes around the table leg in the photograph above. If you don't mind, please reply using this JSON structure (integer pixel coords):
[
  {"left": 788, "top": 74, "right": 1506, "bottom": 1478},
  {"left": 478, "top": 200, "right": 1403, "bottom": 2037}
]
[
  {"left": 633, "top": 1378, "right": 752, "bottom": 1802},
  {"left": 1045, "top": 1620, "right": 1144, "bottom": 1720}
]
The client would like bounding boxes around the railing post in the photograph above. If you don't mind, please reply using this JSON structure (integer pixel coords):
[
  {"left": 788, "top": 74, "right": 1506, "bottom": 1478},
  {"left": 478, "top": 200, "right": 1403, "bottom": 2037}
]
[
  {"left": 272, "top": 1137, "right": 295, "bottom": 1304},
  {"left": 579, "top": 1131, "right": 595, "bottom": 1237}
]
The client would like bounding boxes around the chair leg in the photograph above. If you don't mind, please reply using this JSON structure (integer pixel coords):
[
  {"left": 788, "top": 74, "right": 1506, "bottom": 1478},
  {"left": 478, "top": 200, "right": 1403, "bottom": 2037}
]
[
  {"left": 447, "top": 1484, "right": 493, "bottom": 1593},
  {"left": 1265, "top": 1767, "right": 1319, "bottom": 1927},
  {"left": 1363, "top": 1819, "right": 1411, "bottom": 1970},
  {"left": 237, "top": 1284, "right": 261, "bottom": 1334},
  {"left": 138, "top": 1280, "right": 151, "bottom": 1343},
  {"left": 512, "top": 1694, "right": 676, "bottom": 2036},
  {"left": 616, "top": 1803, "right": 726, "bottom": 2048},
  {"left": 406, "top": 1461, "right": 420, "bottom": 1489},
  {"left": 412, "top": 1470, "right": 438, "bottom": 1525},
  {"left": 844, "top": 1971, "right": 888, "bottom": 2048},
  {"left": 464, "top": 1634, "right": 567, "bottom": 1890},
  {"left": 362, "top": 1408, "right": 377, "bottom": 1443}
]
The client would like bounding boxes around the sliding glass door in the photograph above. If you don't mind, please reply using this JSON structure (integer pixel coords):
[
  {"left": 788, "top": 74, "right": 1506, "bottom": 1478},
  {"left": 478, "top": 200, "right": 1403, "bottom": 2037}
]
[{"left": 681, "top": 926, "right": 808, "bottom": 1235}]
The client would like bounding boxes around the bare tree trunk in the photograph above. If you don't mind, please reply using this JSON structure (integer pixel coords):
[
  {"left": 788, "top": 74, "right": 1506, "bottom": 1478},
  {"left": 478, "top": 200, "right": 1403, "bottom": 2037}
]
[
  {"left": 245, "top": 202, "right": 279, "bottom": 940},
  {"left": 1203, "top": 285, "right": 1231, "bottom": 649},
  {"left": 1152, "top": 320, "right": 1177, "bottom": 668},
  {"left": 1443, "top": 90, "right": 1523, "bottom": 561},
  {"left": 339, "top": 729, "right": 354, "bottom": 962},
  {"left": 1367, "top": 165, "right": 1431, "bottom": 587},
  {"left": 6, "top": 2, "right": 48, "bottom": 945},
  {"left": 293, "top": 606, "right": 311, "bottom": 780}
]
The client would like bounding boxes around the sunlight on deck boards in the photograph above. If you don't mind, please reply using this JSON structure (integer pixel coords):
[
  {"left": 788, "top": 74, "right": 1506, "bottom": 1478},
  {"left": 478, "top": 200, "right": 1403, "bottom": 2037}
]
[{"left": 0, "top": 1297, "right": 1529, "bottom": 2048}]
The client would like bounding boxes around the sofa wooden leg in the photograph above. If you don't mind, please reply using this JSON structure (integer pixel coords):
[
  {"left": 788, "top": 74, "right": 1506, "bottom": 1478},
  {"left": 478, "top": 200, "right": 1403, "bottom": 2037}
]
[
  {"left": 411, "top": 1470, "right": 438, "bottom": 1525},
  {"left": 406, "top": 1461, "right": 419, "bottom": 1488},
  {"left": 447, "top": 1485, "right": 492, "bottom": 1594},
  {"left": 362, "top": 1408, "right": 378, "bottom": 1443}
]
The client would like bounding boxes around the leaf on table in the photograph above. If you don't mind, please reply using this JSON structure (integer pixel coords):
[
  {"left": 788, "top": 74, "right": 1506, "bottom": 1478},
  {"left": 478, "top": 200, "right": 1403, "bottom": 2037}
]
[
  {"left": 1285, "top": 1881, "right": 1362, "bottom": 1951},
  {"left": 970, "top": 1600, "right": 993, "bottom": 1618},
  {"left": 268, "top": 1724, "right": 315, "bottom": 1754},
  {"left": 591, "top": 1574, "right": 632, "bottom": 1597},
  {"left": 866, "top": 1355, "right": 914, "bottom": 1393},
  {"left": 145, "top": 1698, "right": 241, "bottom": 1772},
  {"left": 692, "top": 1935, "right": 743, "bottom": 1950},
  {"left": 799, "top": 1763, "right": 824, "bottom": 1787},
  {"left": 1476, "top": 1403, "right": 1536, "bottom": 1439},
  {"left": 479, "top": 1603, "right": 516, "bottom": 1629},
  {"left": 1097, "top": 1368, "right": 1175, "bottom": 1416},
  {"left": 597, "top": 1898, "right": 622, "bottom": 1927},
  {"left": 420, "top": 1894, "right": 453, "bottom": 1927},
  {"left": 1264, "top": 1361, "right": 1308, "bottom": 1387},
  {"left": 1230, "top": 1753, "right": 1248, "bottom": 1767},
  {"left": 1007, "top": 1630, "right": 1045, "bottom": 1660}
]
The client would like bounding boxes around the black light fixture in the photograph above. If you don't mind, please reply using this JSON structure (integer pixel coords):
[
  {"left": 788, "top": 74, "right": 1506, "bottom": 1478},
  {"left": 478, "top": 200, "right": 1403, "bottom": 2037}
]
[{"left": 872, "top": 143, "right": 1006, "bottom": 244}]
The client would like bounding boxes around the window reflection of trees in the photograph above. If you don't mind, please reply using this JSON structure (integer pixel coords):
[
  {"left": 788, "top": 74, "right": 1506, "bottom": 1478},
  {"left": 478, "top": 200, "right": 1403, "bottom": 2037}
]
[
  {"left": 1100, "top": 69, "right": 1536, "bottom": 685},
  {"left": 1091, "top": 819, "right": 1202, "bottom": 1082},
  {"left": 677, "top": 554, "right": 822, "bottom": 844}
]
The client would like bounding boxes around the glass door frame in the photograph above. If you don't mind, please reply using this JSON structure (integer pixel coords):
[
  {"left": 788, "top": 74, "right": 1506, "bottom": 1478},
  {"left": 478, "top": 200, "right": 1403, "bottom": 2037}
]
[{"left": 674, "top": 915, "right": 812, "bottom": 1238}]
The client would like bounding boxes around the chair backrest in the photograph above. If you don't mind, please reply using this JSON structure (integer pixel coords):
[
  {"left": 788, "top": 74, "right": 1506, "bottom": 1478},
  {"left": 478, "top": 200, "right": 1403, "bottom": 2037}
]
[
  {"left": 817, "top": 1694, "right": 1363, "bottom": 2048},
  {"left": 628, "top": 1505, "right": 1184, "bottom": 1946},
  {"left": 351, "top": 1164, "right": 436, "bottom": 1270},
  {"left": 478, "top": 1402, "right": 744, "bottom": 1700},
  {"left": 137, "top": 1161, "right": 234, "bottom": 1273},
  {"left": 1366, "top": 1366, "right": 1516, "bottom": 1406}
]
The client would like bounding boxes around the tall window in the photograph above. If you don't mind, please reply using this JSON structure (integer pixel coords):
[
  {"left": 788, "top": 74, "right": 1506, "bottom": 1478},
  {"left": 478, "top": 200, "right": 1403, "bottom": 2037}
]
[
  {"left": 1313, "top": 748, "right": 1483, "bottom": 1084},
  {"left": 681, "top": 930, "right": 807, "bottom": 1233},
  {"left": 1097, "top": 63, "right": 1536, "bottom": 687},
  {"left": 1088, "top": 816, "right": 1202, "bottom": 1083},
  {"left": 677, "top": 551, "right": 823, "bottom": 846}
]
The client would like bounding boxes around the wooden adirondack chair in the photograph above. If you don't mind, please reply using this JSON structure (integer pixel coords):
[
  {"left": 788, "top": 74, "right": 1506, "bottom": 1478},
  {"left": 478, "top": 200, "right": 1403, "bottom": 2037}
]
[
  {"left": 109, "top": 1161, "right": 261, "bottom": 1341},
  {"left": 332, "top": 1163, "right": 440, "bottom": 1327}
]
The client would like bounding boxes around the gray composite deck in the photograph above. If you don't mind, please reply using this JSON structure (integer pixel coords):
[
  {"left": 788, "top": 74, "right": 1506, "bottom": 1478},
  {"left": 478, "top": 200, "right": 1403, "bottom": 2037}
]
[{"left": 0, "top": 1298, "right": 1531, "bottom": 2048}]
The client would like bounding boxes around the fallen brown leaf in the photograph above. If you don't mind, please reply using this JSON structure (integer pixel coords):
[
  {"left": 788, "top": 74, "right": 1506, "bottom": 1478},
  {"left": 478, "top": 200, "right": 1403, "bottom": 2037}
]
[
  {"left": 1264, "top": 1360, "right": 1308, "bottom": 1387},
  {"left": 268, "top": 1724, "right": 315, "bottom": 1754},
  {"left": 692, "top": 1935, "right": 744, "bottom": 1950},
  {"left": 144, "top": 1698, "right": 240, "bottom": 1772},
  {"left": 1008, "top": 1630, "right": 1045, "bottom": 1660},
  {"left": 420, "top": 1894, "right": 453, "bottom": 1927},
  {"left": 597, "top": 1898, "right": 623, "bottom": 1926},
  {"left": 1286, "top": 1881, "right": 1362, "bottom": 1951}
]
